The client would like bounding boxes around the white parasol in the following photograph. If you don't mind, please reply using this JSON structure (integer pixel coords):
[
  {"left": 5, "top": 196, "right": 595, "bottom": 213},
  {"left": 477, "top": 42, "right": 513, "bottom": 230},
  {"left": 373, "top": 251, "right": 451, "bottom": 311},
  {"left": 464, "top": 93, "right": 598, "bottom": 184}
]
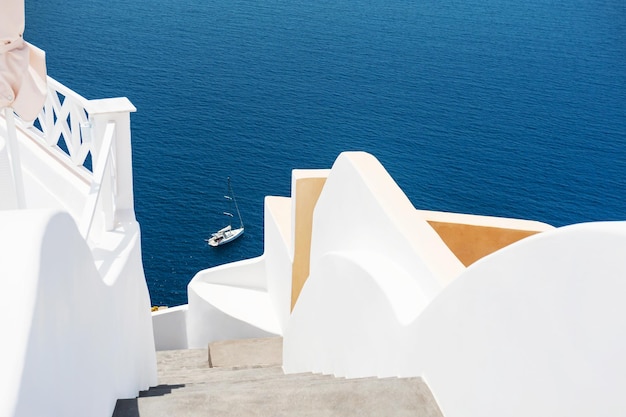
[{"left": 0, "top": 0, "right": 47, "bottom": 208}]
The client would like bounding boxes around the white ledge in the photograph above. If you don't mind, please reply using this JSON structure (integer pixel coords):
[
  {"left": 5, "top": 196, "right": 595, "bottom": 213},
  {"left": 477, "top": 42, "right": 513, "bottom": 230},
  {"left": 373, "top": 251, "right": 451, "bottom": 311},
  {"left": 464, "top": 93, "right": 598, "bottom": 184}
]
[{"left": 85, "top": 97, "right": 137, "bottom": 114}]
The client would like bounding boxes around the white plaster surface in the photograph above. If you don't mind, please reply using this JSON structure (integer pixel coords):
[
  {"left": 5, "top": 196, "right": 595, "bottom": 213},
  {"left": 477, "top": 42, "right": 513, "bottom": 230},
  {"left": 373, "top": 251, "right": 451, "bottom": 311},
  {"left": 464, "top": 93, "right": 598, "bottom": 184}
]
[
  {"left": 186, "top": 256, "right": 277, "bottom": 348},
  {"left": 152, "top": 305, "right": 189, "bottom": 351},
  {"left": 309, "top": 152, "right": 464, "bottom": 300},
  {"left": 264, "top": 196, "right": 293, "bottom": 332},
  {"left": 187, "top": 281, "right": 279, "bottom": 348},
  {"left": 407, "top": 221, "right": 626, "bottom": 417},
  {"left": 284, "top": 178, "right": 626, "bottom": 417},
  {"left": 285, "top": 151, "right": 464, "bottom": 376},
  {"left": 0, "top": 209, "right": 157, "bottom": 417},
  {"left": 0, "top": 113, "right": 89, "bottom": 218}
]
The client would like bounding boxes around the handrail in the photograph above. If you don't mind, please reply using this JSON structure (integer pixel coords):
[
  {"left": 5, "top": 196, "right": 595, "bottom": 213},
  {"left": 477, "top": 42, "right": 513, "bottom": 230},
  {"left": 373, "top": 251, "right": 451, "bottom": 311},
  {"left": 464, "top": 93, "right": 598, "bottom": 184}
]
[
  {"left": 10, "top": 76, "right": 136, "bottom": 240},
  {"left": 46, "top": 77, "right": 91, "bottom": 108}
]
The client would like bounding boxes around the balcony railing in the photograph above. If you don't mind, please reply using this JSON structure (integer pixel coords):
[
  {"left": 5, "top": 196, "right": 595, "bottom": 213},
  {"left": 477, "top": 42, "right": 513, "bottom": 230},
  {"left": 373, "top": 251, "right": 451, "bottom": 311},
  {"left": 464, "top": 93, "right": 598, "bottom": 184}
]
[{"left": 8, "top": 76, "right": 137, "bottom": 240}]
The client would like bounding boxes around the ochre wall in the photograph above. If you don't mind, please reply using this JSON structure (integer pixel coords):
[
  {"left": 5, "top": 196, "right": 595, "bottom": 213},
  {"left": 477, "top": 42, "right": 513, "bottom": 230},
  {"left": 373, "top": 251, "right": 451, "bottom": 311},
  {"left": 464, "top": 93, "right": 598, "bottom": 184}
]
[
  {"left": 291, "top": 177, "right": 327, "bottom": 311},
  {"left": 427, "top": 221, "right": 541, "bottom": 267}
]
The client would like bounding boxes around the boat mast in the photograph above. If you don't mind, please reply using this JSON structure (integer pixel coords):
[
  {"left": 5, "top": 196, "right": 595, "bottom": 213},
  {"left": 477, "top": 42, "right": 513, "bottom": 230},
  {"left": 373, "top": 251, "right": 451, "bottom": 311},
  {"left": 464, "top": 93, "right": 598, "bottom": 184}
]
[{"left": 228, "top": 177, "right": 244, "bottom": 229}]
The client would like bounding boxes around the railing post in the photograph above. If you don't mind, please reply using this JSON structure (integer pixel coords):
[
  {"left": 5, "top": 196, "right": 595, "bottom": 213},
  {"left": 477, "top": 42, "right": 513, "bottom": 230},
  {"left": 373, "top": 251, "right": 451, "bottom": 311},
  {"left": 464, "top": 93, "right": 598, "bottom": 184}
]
[
  {"left": 85, "top": 98, "right": 137, "bottom": 231},
  {"left": 3, "top": 108, "right": 26, "bottom": 208}
]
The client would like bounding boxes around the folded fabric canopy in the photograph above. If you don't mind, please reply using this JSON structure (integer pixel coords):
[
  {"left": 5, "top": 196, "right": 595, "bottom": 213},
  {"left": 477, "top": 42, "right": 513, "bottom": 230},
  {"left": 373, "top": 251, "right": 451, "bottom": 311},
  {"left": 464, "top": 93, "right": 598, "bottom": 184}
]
[
  {"left": 0, "top": 0, "right": 47, "bottom": 122},
  {"left": 0, "top": 0, "right": 47, "bottom": 209}
]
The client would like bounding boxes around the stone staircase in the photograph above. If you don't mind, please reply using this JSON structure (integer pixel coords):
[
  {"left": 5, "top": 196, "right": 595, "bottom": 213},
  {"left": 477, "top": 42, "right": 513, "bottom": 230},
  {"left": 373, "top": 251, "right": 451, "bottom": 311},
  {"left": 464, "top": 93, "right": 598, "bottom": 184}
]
[{"left": 112, "top": 337, "right": 444, "bottom": 417}]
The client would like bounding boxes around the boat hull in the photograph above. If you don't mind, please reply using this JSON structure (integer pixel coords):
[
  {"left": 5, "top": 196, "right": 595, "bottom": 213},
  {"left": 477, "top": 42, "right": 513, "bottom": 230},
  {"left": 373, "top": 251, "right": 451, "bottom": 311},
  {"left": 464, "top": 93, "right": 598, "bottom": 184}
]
[{"left": 207, "top": 227, "right": 244, "bottom": 247}]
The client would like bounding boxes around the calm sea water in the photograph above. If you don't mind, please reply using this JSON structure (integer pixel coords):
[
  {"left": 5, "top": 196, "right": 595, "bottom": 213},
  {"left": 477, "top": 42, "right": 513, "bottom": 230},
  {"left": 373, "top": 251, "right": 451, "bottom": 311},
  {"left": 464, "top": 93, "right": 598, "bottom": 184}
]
[{"left": 25, "top": 0, "right": 626, "bottom": 306}]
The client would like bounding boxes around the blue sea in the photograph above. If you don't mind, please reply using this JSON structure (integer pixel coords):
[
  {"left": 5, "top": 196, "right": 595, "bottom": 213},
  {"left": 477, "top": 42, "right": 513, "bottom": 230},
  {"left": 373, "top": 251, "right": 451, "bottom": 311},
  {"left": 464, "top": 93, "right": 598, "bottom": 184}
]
[{"left": 25, "top": 0, "right": 625, "bottom": 306}]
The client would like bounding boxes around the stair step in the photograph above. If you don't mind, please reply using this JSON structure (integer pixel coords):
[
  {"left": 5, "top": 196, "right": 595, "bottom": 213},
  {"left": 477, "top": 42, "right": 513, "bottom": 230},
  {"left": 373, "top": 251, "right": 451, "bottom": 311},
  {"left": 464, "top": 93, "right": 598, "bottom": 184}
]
[
  {"left": 132, "top": 376, "right": 440, "bottom": 417},
  {"left": 153, "top": 372, "right": 372, "bottom": 397},
  {"left": 113, "top": 339, "right": 444, "bottom": 417},
  {"left": 157, "top": 365, "right": 286, "bottom": 385},
  {"left": 153, "top": 376, "right": 412, "bottom": 399},
  {"left": 156, "top": 349, "right": 209, "bottom": 370},
  {"left": 208, "top": 336, "right": 282, "bottom": 368}
]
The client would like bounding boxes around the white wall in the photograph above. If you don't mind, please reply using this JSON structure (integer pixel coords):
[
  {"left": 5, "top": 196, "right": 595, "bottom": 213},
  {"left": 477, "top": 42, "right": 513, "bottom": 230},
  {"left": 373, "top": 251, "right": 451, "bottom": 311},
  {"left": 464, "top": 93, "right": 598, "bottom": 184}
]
[
  {"left": 284, "top": 151, "right": 626, "bottom": 416},
  {"left": 186, "top": 256, "right": 278, "bottom": 348},
  {"left": 264, "top": 195, "right": 294, "bottom": 332},
  {"left": 285, "top": 151, "right": 463, "bottom": 375},
  {"left": 310, "top": 152, "right": 464, "bottom": 300},
  {"left": 186, "top": 283, "right": 278, "bottom": 348},
  {"left": 0, "top": 209, "right": 156, "bottom": 417},
  {"left": 189, "top": 255, "right": 268, "bottom": 290},
  {"left": 1, "top": 112, "right": 89, "bottom": 216},
  {"left": 284, "top": 250, "right": 420, "bottom": 378},
  {"left": 406, "top": 221, "right": 626, "bottom": 417},
  {"left": 285, "top": 196, "right": 626, "bottom": 416},
  {"left": 152, "top": 305, "right": 188, "bottom": 351}
]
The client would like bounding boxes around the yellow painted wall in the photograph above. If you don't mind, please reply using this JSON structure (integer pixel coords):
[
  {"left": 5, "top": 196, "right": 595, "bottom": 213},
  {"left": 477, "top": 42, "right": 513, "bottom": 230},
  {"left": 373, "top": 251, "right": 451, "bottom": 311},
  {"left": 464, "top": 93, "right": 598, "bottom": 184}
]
[
  {"left": 427, "top": 221, "right": 541, "bottom": 267},
  {"left": 291, "top": 177, "right": 327, "bottom": 311}
]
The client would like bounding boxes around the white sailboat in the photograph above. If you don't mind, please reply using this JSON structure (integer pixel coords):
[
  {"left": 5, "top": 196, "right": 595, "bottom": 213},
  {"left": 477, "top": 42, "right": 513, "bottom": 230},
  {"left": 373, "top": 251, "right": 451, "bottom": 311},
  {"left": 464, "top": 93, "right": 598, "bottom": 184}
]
[{"left": 206, "top": 177, "right": 245, "bottom": 247}]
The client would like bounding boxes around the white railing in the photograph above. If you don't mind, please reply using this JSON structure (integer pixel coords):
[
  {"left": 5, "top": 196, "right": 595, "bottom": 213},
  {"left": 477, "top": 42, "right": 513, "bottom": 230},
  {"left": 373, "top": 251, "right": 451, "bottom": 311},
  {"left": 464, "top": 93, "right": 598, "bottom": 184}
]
[
  {"left": 17, "top": 76, "right": 137, "bottom": 239},
  {"left": 40, "top": 78, "right": 93, "bottom": 169}
]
